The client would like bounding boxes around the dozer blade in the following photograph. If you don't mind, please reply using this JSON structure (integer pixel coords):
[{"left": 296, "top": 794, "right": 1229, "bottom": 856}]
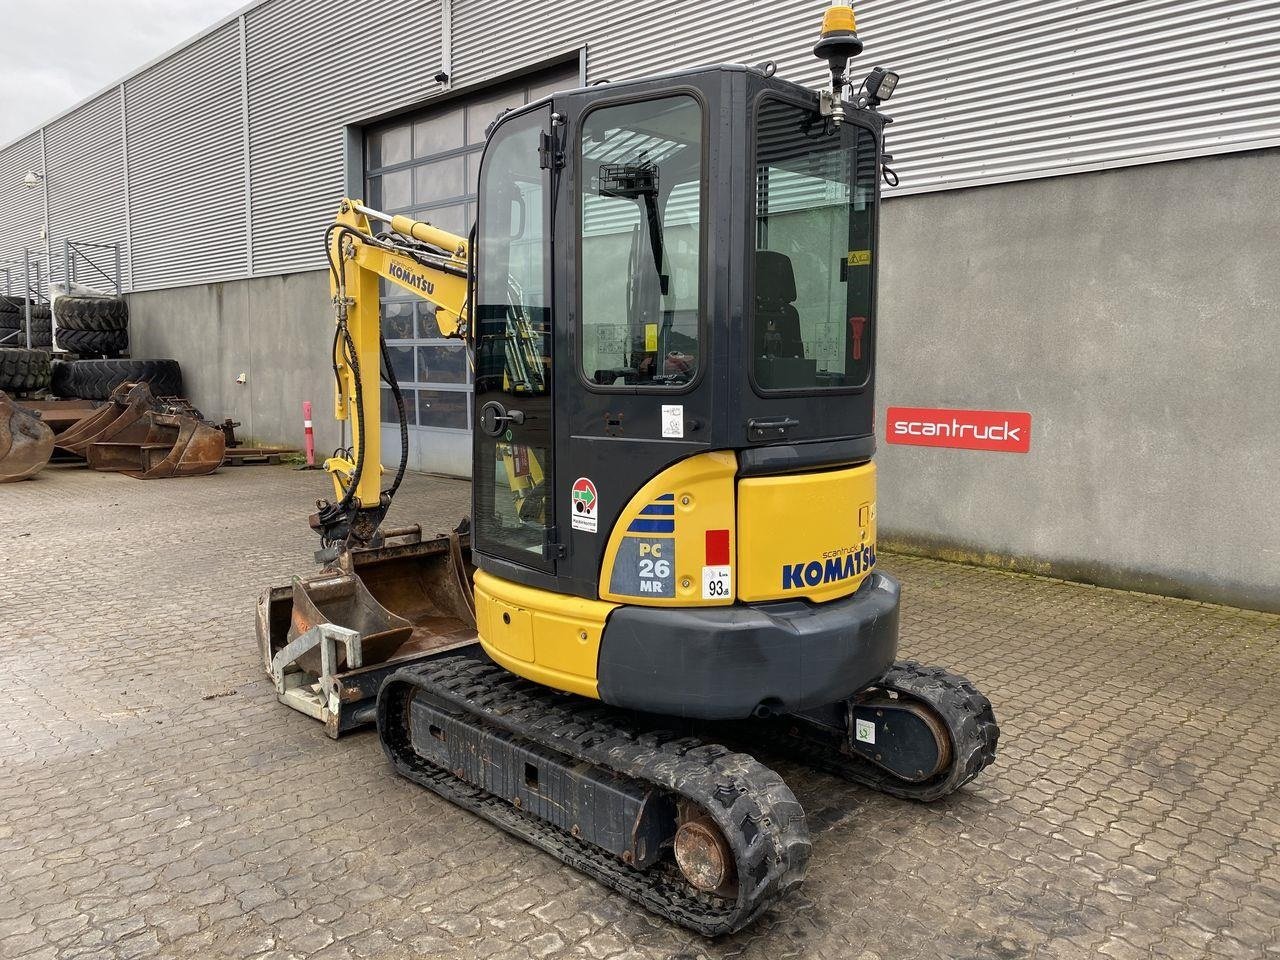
[
  {"left": 86, "top": 412, "right": 225, "bottom": 479},
  {"left": 256, "top": 525, "right": 478, "bottom": 737},
  {"left": 0, "top": 391, "right": 55, "bottom": 482},
  {"left": 55, "top": 381, "right": 156, "bottom": 457}
]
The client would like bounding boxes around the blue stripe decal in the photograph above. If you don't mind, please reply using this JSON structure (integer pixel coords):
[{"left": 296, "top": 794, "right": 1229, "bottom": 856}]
[
  {"left": 627, "top": 519, "right": 676, "bottom": 534},
  {"left": 639, "top": 503, "right": 676, "bottom": 516},
  {"left": 655, "top": 493, "right": 675, "bottom": 501}
]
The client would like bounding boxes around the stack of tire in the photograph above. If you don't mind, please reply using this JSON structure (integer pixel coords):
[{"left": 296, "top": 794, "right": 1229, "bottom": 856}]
[
  {"left": 0, "top": 295, "right": 52, "bottom": 348},
  {"left": 53, "top": 295, "right": 129, "bottom": 358},
  {"left": 0, "top": 345, "right": 51, "bottom": 395},
  {"left": 49, "top": 294, "right": 183, "bottom": 401}
]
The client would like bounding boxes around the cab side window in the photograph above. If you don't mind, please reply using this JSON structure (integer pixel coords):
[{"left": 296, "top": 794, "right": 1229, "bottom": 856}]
[{"left": 579, "top": 95, "right": 704, "bottom": 388}]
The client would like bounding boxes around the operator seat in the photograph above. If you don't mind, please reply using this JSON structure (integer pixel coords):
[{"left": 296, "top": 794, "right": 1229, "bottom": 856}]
[{"left": 754, "top": 250, "right": 804, "bottom": 358}]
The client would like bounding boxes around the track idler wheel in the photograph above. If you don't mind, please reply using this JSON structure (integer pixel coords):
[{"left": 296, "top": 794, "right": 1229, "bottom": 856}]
[{"left": 848, "top": 661, "right": 999, "bottom": 801}]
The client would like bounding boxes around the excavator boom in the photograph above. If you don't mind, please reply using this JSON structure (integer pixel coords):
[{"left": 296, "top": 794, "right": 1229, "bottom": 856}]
[{"left": 314, "top": 200, "right": 470, "bottom": 552}]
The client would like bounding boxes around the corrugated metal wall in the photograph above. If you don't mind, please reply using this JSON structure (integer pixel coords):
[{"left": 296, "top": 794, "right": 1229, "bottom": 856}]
[
  {"left": 245, "top": 0, "right": 444, "bottom": 276},
  {"left": 0, "top": 133, "right": 46, "bottom": 287},
  {"left": 124, "top": 21, "right": 247, "bottom": 290},
  {"left": 2, "top": 0, "right": 1279, "bottom": 291},
  {"left": 454, "top": 0, "right": 1280, "bottom": 193},
  {"left": 45, "top": 88, "right": 127, "bottom": 285}
]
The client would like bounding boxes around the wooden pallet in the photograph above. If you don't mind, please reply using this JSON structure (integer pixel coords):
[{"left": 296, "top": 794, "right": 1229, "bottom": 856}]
[{"left": 222, "top": 446, "right": 299, "bottom": 467}]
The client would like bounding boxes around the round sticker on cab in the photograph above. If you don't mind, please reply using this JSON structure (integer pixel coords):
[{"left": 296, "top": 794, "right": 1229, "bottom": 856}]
[{"left": 571, "top": 477, "right": 598, "bottom": 533}]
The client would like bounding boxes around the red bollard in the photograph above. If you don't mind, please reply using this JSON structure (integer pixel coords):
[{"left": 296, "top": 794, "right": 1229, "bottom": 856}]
[{"left": 303, "top": 400, "right": 316, "bottom": 467}]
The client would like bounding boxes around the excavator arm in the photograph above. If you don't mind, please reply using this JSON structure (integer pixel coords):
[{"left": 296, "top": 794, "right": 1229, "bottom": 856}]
[{"left": 312, "top": 200, "right": 470, "bottom": 556}]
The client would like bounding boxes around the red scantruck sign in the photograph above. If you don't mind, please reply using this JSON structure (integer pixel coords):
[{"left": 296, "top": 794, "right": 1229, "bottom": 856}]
[{"left": 886, "top": 406, "right": 1032, "bottom": 454}]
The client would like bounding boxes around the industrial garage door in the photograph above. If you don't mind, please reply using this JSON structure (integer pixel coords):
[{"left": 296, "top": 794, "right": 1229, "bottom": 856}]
[{"left": 364, "top": 66, "right": 577, "bottom": 477}]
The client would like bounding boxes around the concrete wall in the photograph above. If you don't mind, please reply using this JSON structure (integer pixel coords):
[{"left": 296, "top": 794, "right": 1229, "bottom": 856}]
[
  {"left": 127, "top": 270, "right": 338, "bottom": 454},
  {"left": 876, "top": 148, "right": 1280, "bottom": 613},
  {"left": 126, "top": 148, "right": 1280, "bottom": 612}
]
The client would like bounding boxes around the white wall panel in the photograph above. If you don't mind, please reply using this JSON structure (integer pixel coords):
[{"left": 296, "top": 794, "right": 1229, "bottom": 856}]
[
  {"left": 245, "top": 0, "right": 445, "bottom": 276},
  {"left": 45, "top": 88, "right": 127, "bottom": 286},
  {"left": 125, "top": 22, "right": 247, "bottom": 290},
  {"left": 453, "top": 0, "right": 1280, "bottom": 194},
  {"left": 0, "top": 133, "right": 46, "bottom": 288},
  {"left": 2, "top": 0, "right": 1278, "bottom": 291}
]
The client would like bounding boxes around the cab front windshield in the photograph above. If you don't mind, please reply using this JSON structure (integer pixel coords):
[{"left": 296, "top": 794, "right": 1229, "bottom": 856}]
[{"left": 753, "top": 97, "right": 876, "bottom": 391}]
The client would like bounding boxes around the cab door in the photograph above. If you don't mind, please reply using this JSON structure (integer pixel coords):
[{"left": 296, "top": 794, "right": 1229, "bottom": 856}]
[{"left": 472, "top": 105, "right": 557, "bottom": 573}]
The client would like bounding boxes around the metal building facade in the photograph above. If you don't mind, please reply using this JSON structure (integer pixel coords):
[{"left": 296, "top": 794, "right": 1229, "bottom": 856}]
[{"left": 2, "top": 0, "right": 1279, "bottom": 291}]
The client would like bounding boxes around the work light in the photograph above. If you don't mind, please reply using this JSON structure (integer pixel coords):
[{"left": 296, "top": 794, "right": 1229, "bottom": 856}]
[{"left": 863, "top": 67, "right": 899, "bottom": 106}]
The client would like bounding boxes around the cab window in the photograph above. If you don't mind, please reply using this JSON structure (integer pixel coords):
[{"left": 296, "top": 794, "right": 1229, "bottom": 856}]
[
  {"left": 753, "top": 97, "right": 876, "bottom": 391},
  {"left": 579, "top": 95, "right": 703, "bottom": 388}
]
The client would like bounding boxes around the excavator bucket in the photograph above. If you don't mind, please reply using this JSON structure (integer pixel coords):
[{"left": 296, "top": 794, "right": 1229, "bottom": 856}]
[
  {"left": 55, "top": 381, "right": 156, "bottom": 456},
  {"left": 256, "top": 525, "right": 478, "bottom": 737},
  {"left": 0, "top": 391, "right": 55, "bottom": 482},
  {"left": 85, "top": 411, "right": 225, "bottom": 478},
  {"left": 57, "top": 381, "right": 225, "bottom": 478}
]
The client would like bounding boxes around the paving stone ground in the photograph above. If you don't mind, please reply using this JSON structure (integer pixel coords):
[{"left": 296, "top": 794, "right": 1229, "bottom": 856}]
[{"left": 1, "top": 464, "right": 1277, "bottom": 960}]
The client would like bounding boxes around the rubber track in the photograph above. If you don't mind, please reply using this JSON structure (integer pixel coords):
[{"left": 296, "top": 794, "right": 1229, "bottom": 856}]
[
  {"left": 760, "top": 660, "right": 999, "bottom": 802},
  {"left": 378, "top": 657, "right": 810, "bottom": 936}
]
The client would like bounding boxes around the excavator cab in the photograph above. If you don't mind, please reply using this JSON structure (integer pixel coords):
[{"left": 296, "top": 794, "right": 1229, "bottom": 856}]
[
  {"left": 468, "top": 66, "right": 894, "bottom": 715},
  {"left": 258, "top": 5, "right": 998, "bottom": 933}
]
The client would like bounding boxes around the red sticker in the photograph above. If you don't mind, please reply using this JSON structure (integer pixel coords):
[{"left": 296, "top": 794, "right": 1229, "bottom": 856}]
[
  {"left": 886, "top": 406, "right": 1031, "bottom": 454},
  {"left": 705, "top": 529, "right": 731, "bottom": 566}
]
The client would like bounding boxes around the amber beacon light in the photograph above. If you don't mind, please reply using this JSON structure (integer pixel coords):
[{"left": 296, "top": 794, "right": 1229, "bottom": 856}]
[{"left": 813, "top": 1, "right": 864, "bottom": 125}]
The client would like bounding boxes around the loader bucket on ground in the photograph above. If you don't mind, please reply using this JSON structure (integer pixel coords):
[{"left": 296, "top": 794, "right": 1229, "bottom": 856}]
[
  {"left": 256, "top": 526, "right": 478, "bottom": 737},
  {"left": 0, "top": 392, "right": 54, "bottom": 482},
  {"left": 55, "top": 381, "right": 155, "bottom": 456},
  {"left": 86, "top": 412, "right": 225, "bottom": 478}
]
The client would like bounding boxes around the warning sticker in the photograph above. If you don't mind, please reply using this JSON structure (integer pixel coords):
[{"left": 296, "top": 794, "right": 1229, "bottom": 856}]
[
  {"left": 661, "top": 404, "right": 684, "bottom": 439},
  {"left": 855, "top": 718, "right": 876, "bottom": 744},
  {"left": 644, "top": 323, "right": 658, "bottom": 352},
  {"left": 847, "top": 249, "right": 872, "bottom": 267},
  {"left": 570, "top": 477, "right": 598, "bottom": 533}
]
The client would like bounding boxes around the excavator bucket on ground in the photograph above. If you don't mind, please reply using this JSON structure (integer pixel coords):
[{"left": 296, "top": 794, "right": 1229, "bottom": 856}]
[
  {"left": 0, "top": 391, "right": 55, "bottom": 482},
  {"left": 85, "top": 411, "right": 225, "bottom": 478},
  {"left": 56, "top": 381, "right": 225, "bottom": 478},
  {"left": 55, "top": 381, "right": 154, "bottom": 456},
  {"left": 256, "top": 524, "right": 477, "bottom": 737}
]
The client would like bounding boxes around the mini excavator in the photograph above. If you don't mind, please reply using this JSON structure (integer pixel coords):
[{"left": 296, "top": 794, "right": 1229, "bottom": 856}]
[{"left": 257, "top": 3, "right": 998, "bottom": 935}]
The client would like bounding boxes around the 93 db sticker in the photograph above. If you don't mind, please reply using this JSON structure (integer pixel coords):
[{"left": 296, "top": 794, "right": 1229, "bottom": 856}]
[{"left": 702, "top": 565, "right": 731, "bottom": 599}]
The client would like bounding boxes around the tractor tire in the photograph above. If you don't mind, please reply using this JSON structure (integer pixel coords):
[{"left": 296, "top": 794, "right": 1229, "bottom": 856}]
[
  {"left": 50, "top": 360, "right": 73, "bottom": 398},
  {"left": 52, "top": 358, "right": 182, "bottom": 401},
  {"left": 55, "top": 326, "right": 128, "bottom": 357},
  {"left": 53, "top": 296, "right": 129, "bottom": 332},
  {"left": 0, "top": 314, "right": 52, "bottom": 348},
  {"left": 0, "top": 299, "right": 52, "bottom": 320},
  {"left": 0, "top": 348, "right": 52, "bottom": 393}
]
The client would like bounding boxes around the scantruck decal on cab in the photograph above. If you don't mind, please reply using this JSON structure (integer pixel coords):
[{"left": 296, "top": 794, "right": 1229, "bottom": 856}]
[{"left": 886, "top": 406, "right": 1032, "bottom": 453}]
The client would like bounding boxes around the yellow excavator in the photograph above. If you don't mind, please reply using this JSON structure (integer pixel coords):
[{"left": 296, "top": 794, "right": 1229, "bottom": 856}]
[{"left": 257, "top": 3, "right": 998, "bottom": 935}]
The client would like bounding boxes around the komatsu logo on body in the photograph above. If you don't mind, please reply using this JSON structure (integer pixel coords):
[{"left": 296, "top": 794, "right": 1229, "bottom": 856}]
[
  {"left": 782, "top": 544, "right": 876, "bottom": 590},
  {"left": 388, "top": 261, "right": 434, "bottom": 294}
]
